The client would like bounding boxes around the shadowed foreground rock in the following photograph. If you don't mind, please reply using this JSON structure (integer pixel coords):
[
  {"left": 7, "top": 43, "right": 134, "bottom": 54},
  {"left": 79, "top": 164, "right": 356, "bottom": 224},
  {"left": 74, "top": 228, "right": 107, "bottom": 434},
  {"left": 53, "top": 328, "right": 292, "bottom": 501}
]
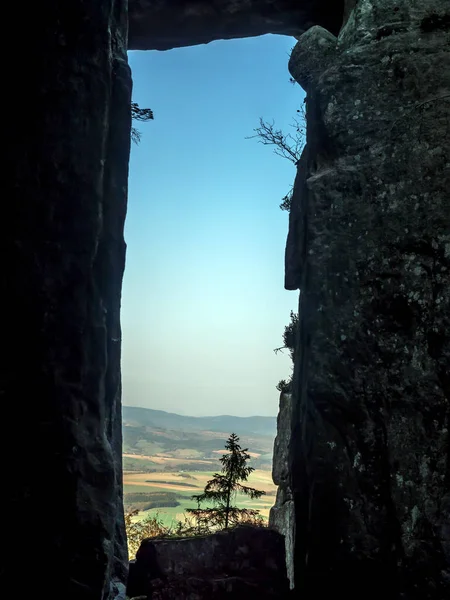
[
  {"left": 4, "top": 0, "right": 449, "bottom": 597},
  {"left": 4, "top": 3, "right": 342, "bottom": 597},
  {"left": 127, "top": 526, "right": 290, "bottom": 599},
  {"left": 128, "top": 0, "right": 345, "bottom": 50},
  {"left": 269, "top": 392, "right": 296, "bottom": 588},
  {"left": 4, "top": 1, "right": 131, "bottom": 598},
  {"left": 275, "top": 0, "right": 450, "bottom": 597}
]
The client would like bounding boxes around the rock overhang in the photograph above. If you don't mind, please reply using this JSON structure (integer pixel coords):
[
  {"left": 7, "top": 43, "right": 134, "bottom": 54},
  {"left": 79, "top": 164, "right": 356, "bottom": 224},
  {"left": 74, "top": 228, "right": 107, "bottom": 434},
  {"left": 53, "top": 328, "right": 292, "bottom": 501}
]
[{"left": 128, "top": 0, "right": 346, "bottom": 51}]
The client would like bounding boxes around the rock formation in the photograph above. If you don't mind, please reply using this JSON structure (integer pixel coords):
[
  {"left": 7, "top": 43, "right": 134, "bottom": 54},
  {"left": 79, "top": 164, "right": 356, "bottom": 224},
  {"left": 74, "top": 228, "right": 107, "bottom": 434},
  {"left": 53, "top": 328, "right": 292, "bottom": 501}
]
[
  {"left": 3, "top": 1, "right": 448, "bottom": 598},
  {"left": 4, "top": 2, "right": 131, "bottom": 599},
  {"left": 269, "top": 392, "right": 296, "bottom": 587},
  {"left": 127, "top": 526, "right": 289, "bottom": 599},
  {"left": 280, "top": 1, "right": 450, "bottom": 597},
  {"left": 128, "top": 0, "right": 345, "bottom": 50}
]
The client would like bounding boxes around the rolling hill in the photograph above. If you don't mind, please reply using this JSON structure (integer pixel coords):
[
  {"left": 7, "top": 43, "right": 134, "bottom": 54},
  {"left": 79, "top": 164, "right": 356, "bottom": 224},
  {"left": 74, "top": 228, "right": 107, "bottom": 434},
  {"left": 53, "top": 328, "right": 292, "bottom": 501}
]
[
  {"left": 122, "top": 406, "right": 278, "bottom": 522},
  {"left": 122, "top": 406, "right": 277, "bottom": 437},
  {"left": 122, "top": 405, "right": 276, "bottom": 473}
]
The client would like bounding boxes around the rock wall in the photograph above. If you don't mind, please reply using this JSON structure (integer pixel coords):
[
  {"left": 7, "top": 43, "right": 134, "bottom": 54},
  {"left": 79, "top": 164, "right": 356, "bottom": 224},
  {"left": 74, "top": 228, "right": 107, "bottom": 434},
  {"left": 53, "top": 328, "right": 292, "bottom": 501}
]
[
  {"left": 127, "top": 526, "right": 290, "bottom": 599},
  {"left": 128, "top": 0, "right": 345, "bottom": 50},
  {"left": 269, "top": 392, "right": 296, "bottom": 587},
  {"left": 4, "top": 0, "right": 449, "bottom": 598},
  {"left": 3, "top": 2, "right": 131, "bottom": 599},
  {"left": 282, "top": 0, "right": 450, "bottom": 597},
  {"left": 3, "top": 2, "right": 344, "bottom": 598}
]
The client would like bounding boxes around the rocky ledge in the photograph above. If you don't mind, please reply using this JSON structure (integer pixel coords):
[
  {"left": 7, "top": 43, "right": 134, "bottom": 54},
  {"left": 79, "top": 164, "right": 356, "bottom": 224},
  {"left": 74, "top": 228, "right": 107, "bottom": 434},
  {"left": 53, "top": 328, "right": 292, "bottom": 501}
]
[{"left": 127, "top": 525, "right": 290, "bottom": 599}]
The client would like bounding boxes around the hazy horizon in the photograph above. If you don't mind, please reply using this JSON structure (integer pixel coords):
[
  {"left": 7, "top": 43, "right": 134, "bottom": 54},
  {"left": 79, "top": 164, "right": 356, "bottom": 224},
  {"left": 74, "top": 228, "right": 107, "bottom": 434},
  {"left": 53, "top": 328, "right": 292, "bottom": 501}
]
[
  {"left": 122, "top": 403, "right": 278, "bottom": 419},
  {"left": 122, "top": 35, "right": 304, "bottom": 418}
]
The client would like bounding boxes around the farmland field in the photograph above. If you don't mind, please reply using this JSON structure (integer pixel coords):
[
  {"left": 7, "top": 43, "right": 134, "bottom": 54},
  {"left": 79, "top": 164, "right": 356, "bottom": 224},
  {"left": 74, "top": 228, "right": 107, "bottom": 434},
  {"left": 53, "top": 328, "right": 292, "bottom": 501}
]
[
  {"left": 122, "top": 405, "right": 278, "bottom": 526},
  {"left": 123, "top": 469, "right": 277, "bottom": 526}
]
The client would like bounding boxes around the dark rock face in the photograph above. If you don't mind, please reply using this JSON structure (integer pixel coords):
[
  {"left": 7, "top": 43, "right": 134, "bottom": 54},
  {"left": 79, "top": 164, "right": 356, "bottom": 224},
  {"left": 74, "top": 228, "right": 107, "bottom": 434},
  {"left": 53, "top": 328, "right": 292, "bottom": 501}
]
[
  {"left": 269, "top": 393, "right": 296, "bottom": 587},
  {"left": 281, "top": 0, "right": 450, "bottom": 597},
  {"left": 127, "top": 526, "right": 290, "bottom": 599},
  {"left": 5, "top": 0, "right": 449, "bottom": 598},
  {"left": 3, "top": 1, "right": 131, "bottom": 598},
  {"left": 128, "top": 0, "right": 345, "bottom": 50}
]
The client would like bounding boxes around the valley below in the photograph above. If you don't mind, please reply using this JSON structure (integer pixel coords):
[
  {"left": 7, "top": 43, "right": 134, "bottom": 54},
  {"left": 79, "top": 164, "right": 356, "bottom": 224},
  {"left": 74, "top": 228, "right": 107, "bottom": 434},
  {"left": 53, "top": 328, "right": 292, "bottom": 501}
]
[{"left": 122, "top": 406, "right": 278, "bottom": 525}]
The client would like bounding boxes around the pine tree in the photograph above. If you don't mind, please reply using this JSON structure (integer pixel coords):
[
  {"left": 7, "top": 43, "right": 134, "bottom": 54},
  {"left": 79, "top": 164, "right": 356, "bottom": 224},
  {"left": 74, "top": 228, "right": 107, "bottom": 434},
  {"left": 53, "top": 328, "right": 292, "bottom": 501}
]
[
  {"left": 131, "top": 102, "right": 154, "bottom": 144},
  {"left": 187, "top": 433, "right": 265, "bottom": 530}
]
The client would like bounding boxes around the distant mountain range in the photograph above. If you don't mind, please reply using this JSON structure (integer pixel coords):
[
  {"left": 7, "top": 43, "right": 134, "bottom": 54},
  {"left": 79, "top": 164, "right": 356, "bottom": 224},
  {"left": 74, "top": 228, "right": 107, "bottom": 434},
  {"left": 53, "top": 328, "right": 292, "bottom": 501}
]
[
  {"left": 122, "top": 406, "right": 277, "bottom": 437},
  {"left": 122, "top": 405, "right": 277, "bottom": 473}
]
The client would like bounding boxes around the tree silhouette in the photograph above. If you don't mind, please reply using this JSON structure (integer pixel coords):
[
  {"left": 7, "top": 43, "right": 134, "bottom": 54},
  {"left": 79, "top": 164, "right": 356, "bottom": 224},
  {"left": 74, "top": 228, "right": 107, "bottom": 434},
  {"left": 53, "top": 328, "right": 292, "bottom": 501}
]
[
  {"left": 131, "top": 102, "right": 154, "bottom": 144},
  {"left": 274, "top": 310, "right": 299, "bottom": 394},
  {"left": 246, "top": 105, "right": 306, "bottom": 211},
  {"left": 187, "top": 433, "right": 265, "bottom": 530}
]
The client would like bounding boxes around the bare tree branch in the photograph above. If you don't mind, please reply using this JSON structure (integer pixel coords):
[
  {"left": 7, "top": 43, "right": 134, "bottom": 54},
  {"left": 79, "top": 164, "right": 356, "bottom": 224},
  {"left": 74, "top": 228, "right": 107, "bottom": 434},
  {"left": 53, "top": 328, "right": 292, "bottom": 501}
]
[
  {"left": 131, "top": 127, "right": 141, "bottom": 145},
  {"left": 246, "top": 104, "right": 306, "bottom": 211},
  {"left": 246, "top": 117, "right": 303, "bottom": 164},
  {"left": 273, "top": 346, "right": 286, "bottom": 355}
]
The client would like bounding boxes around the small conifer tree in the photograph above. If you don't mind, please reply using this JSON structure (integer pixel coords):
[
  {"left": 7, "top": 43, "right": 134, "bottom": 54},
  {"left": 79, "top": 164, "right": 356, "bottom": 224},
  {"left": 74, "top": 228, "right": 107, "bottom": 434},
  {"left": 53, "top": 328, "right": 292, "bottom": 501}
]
[{"left": 187, "top": 433, "right": 265, "bottom": 530}]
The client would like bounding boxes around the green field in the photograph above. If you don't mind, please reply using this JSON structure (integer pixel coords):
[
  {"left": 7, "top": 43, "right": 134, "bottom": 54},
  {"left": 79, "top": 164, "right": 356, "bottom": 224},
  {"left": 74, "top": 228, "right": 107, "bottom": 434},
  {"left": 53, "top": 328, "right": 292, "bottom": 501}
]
[
  {"left": 122, "top": 406, "right": 277, "bottom": 527},
  {"left": 124, "top": 468, "right": 277, "bottom": 527}
]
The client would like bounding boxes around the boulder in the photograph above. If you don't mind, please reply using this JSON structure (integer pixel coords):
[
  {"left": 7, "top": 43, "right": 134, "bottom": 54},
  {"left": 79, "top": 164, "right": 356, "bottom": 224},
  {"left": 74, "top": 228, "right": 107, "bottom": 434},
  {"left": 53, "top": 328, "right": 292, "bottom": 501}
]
[{"left": 127, "top": 526, "right": 290, "bottom": 599}]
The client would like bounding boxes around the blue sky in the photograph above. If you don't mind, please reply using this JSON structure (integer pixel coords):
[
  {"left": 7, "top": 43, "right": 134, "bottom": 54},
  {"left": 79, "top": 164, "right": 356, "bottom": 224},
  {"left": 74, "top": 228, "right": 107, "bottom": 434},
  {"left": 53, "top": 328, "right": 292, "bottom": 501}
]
[{"left": 123, "top": 35, "right": 304, "bottom": 417}]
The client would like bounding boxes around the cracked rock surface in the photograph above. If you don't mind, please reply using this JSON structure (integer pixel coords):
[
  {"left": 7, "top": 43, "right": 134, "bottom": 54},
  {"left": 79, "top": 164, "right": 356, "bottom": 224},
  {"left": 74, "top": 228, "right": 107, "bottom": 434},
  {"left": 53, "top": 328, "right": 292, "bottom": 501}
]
[{"left": 280, "top": 0, "right": 450, "bottom": 596}]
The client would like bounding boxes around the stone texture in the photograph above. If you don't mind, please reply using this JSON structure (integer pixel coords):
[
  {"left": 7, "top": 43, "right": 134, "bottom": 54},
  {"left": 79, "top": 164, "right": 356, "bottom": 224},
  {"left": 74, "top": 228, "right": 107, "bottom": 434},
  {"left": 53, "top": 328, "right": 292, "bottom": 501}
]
[
  {"left": 3, "top": 2, "right": 343, "bottom": 598},
  {"left": 128, "top": 0, "right": 346, "bottom": 50},
  {"left": 5, "top": 0, "right": 450, "bottom": 598},
  {"left": 127, "top": 526, "right": 290, "bottom": 599},
  {"left": 283, "top": 0, "right": 450, "bottom": 597},
  {"left": 284, "top": 154, "right": 304, "bottom": 291},
  {"left": 269, "top": 393, "right": 296, "bottom": 587},
  {"left": 3, "top": 1, "right": 132, "bottom": 598}
]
